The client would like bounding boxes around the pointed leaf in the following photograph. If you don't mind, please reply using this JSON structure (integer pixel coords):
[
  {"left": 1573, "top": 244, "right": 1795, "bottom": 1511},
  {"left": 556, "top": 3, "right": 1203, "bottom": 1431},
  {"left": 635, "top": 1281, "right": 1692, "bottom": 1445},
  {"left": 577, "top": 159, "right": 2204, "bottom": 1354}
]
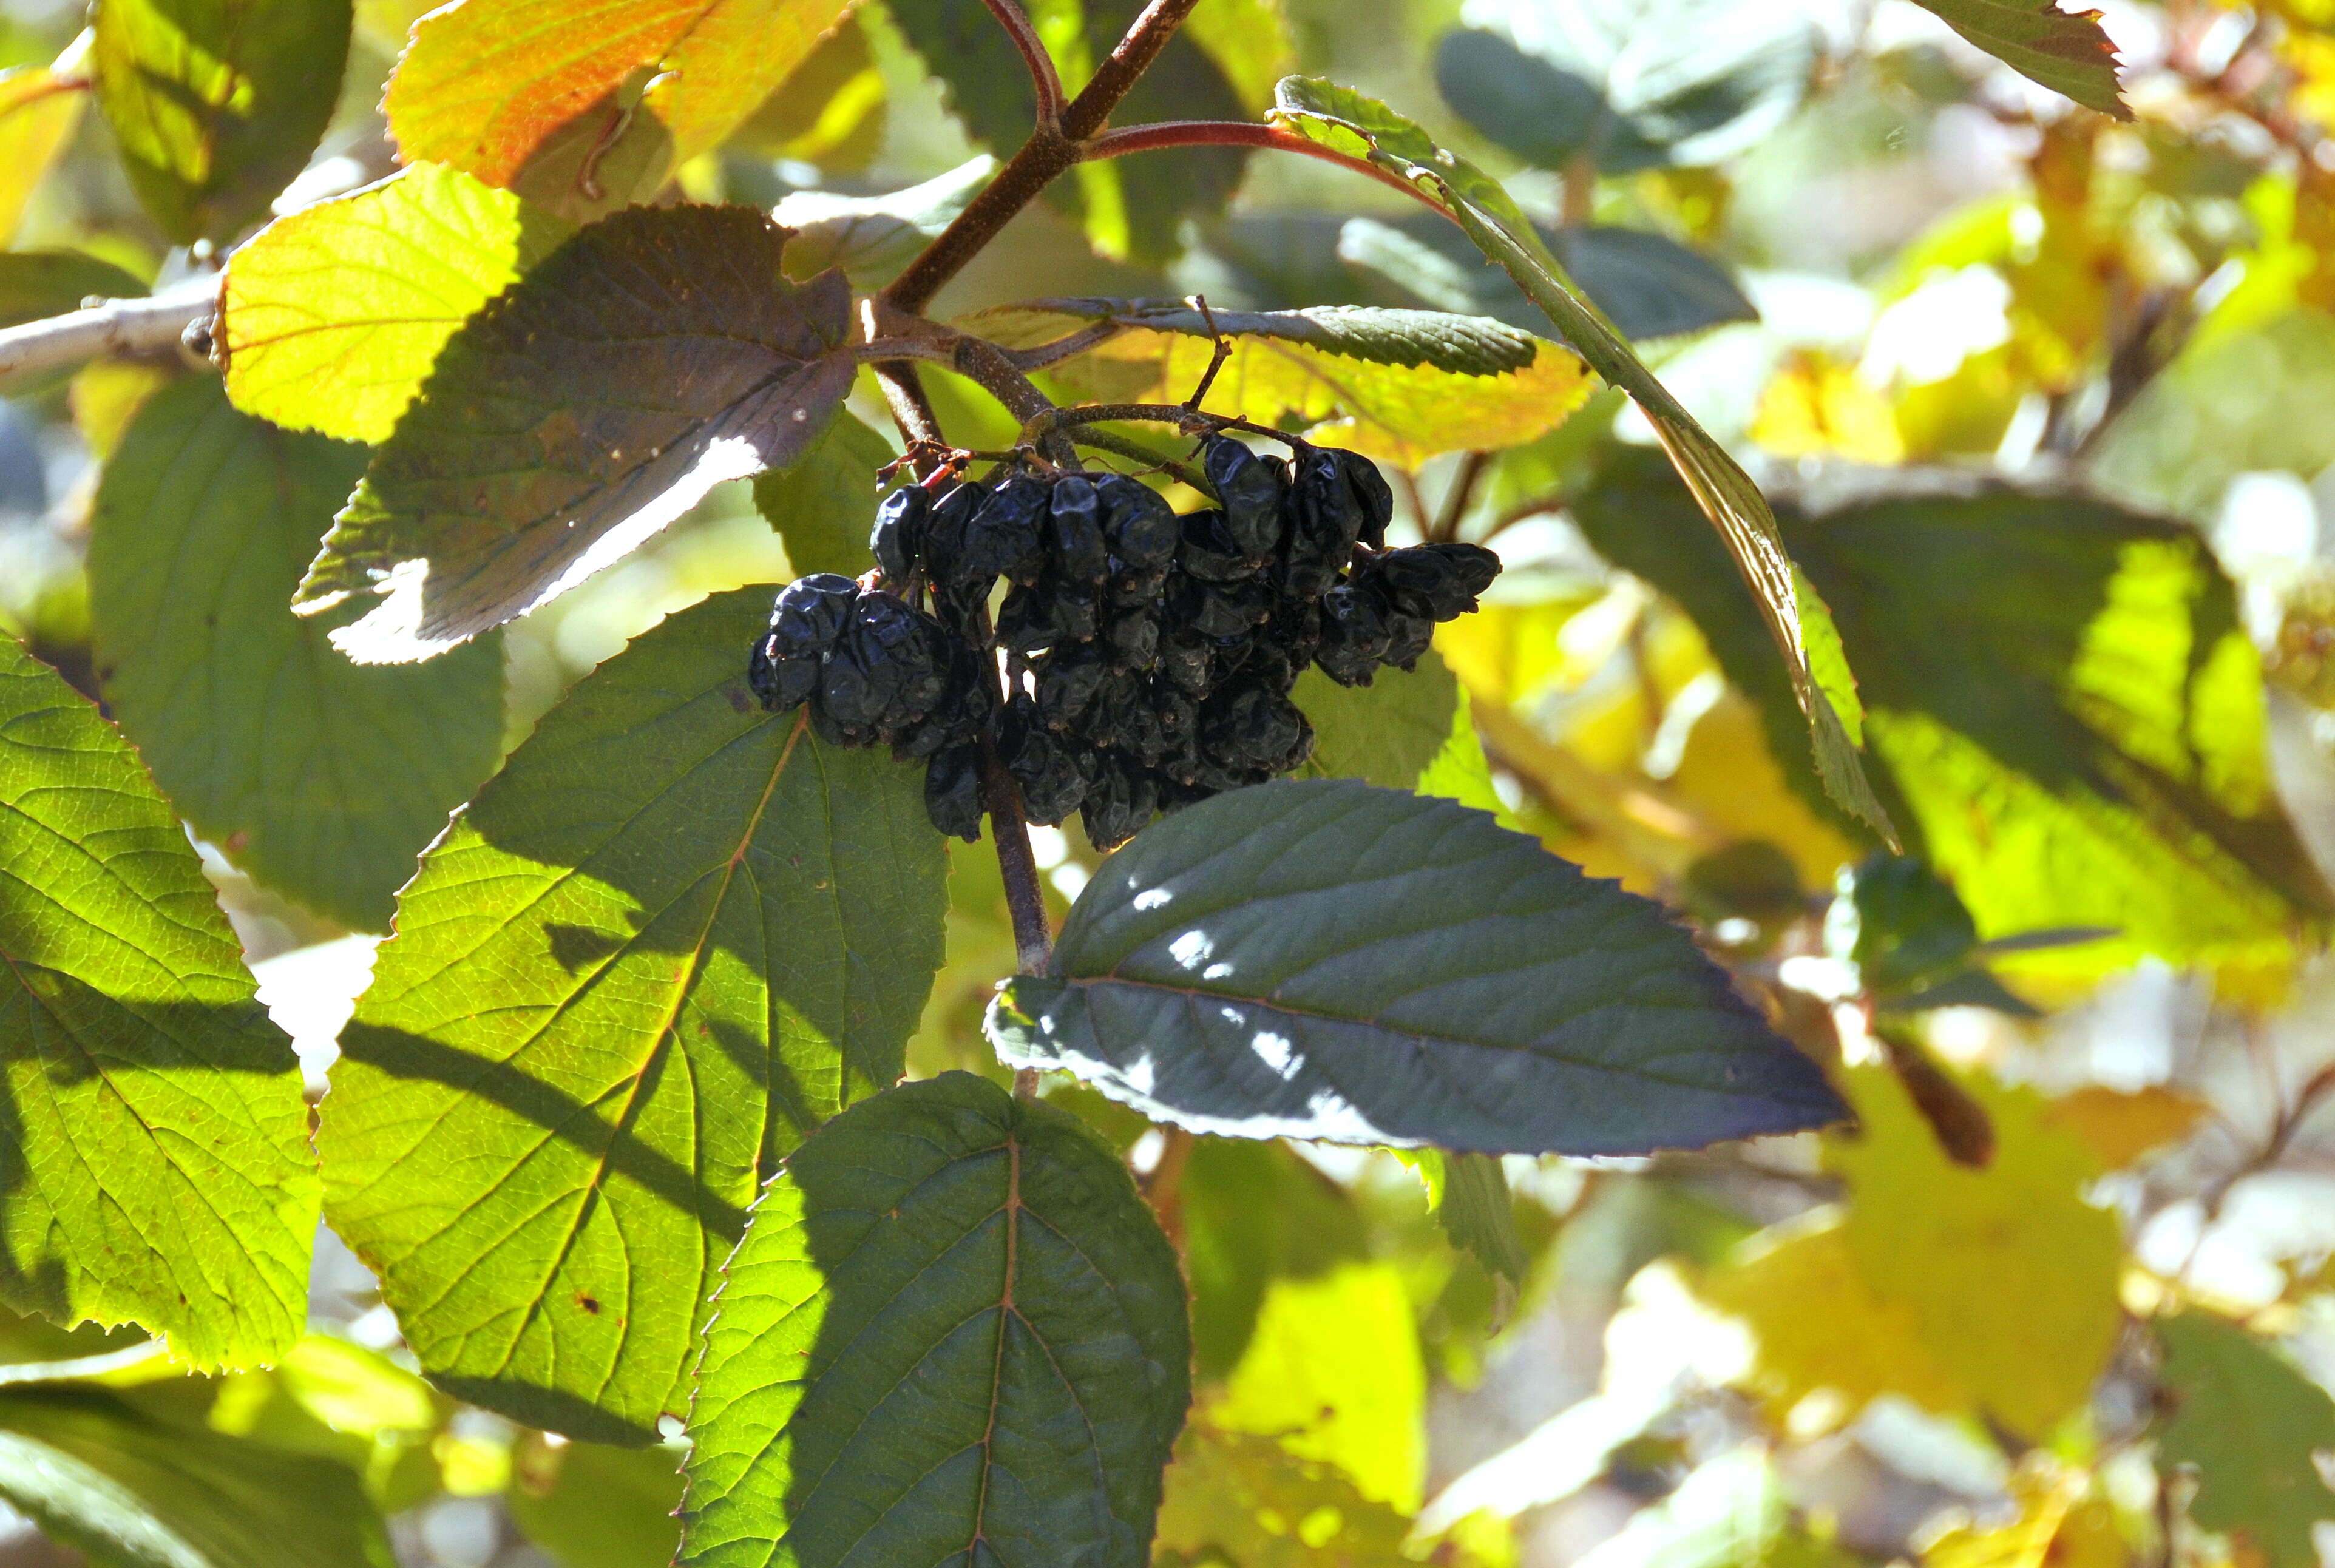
[
  {"left": 320, "top": 589, "right": 947, "bottom": 1441},
  {"left": 679, "top": 1072, "right": 1191, "bottom": 1568},
  {"left": 1292, "top": 648, "right": 1459, "bottom": 791},
  {"left": 91, "top": 0, "right": 353, "bottom": 244},
  {"left": 975, "top": 299, "right": 1542, "bottom": 377},
  {"left": 1908, "top": 0, "right": 2128, "bottom": 119},
  {"left": 384, "top": 0, "right": 855, "bottom": 217},
  {"left": 1437, "top": 1152, "right": 1527, "bottom": 1285},
  {"left": 294, "top": 205, "right": 858, "bottom": 663},
  {"left": 0, "top": 634, "right": 317, "bottom": 1368},
  {"left": 0, "top": 1388, "right": 393, "bottom": 1568},
  {"left": 221, "top": 163, "right": 577, "bottom": 444},
  {"left": 774, "top": 157, "right": 996, "bottom": 289},
  {"left": 89, "top": 377, "right": 504, "bottom": 932},
  {"left": 987, "top": 780, "right": 1844, "bottom": 1154},
  {"left": 2158, "top": 1311, "right": 2335, "bottom": 1568},
  {"left": 1269, "top": 76, "right": 1891, "bottom": 842}
]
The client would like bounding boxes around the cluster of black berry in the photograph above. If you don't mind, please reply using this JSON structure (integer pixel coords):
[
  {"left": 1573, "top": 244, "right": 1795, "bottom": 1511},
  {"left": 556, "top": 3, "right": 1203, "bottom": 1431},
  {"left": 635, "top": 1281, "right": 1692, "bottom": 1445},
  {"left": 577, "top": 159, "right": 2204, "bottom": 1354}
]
[{"left": 747, "top": 433, "right": 1500, "bottom": 850}]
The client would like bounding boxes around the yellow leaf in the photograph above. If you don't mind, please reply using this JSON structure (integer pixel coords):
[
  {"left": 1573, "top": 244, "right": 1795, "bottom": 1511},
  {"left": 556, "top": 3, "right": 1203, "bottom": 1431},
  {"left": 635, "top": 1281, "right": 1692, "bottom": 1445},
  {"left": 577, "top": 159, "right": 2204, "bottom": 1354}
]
[
  {"left": 1750, "top": 350, "right": 1905, "bottom": 464},
  {"left": 1920, "top": 1459, "right": 2125, "bottom": 1568},
  {"left": 2042, "top": 1085, "right": 2207, "bottom": 1169},
  {"left": 0, "top": 61, "right": 87, "bottom": 246},
  {"left": 1213, "top": 1262, "right": 1427, "bottom": 1511}
]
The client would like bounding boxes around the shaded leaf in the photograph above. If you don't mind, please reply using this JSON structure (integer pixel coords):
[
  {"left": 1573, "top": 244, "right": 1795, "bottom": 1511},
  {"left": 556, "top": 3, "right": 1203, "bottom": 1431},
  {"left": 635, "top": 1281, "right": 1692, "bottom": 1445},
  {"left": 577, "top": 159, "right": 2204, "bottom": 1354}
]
[
  {"left": 1434, "top": 29, "right": 1615, "bottom": 172},
  {"left": 0, "top": 634, "right": 316, "bottom": 1368},
  {"left": 294, "top": 205, "right": 857, "bottom": 663},
  {"left": 1574, "top": 453, "right": 2334, "bottom": 967},
  {"left": 679, "top": 1072, "right": 1191, "bottom": 1568},
  {"left": 510, "top": 1438, "right": 685, "bottom": 1568},
  {"left": 320, "top": 589, "right": 947, "bottom": 1441},
  {"left": 988, "top": 780, "right": 1844, "bottom": 1154},
  {"left": 1180, "top": 1139, "right": 1369, "bottom": 1380},
  {"left": 0, "top": 1387, "right": 392, "bottom": 1568},
  {"left": 384, "top": 0, "right": 855, "bottom": 219},
  {"left": 92, "top": 0, "right": 353, "bottom": 244},
  {"left": 1556, "top": 228, "right": 1758, "bottom": 341},
  {"left": 0, "top": 62, "right": 89, "bottom": 246},
  {"left": 1295, "top": 647, "right": 1460, "bottom": 790},
  {"left": 0, "top": 252, "right": 146, "bottom": 329},
  {"left": 2157, "top": 1311, "right": 2335, "bottom": 1568},
  {"left": 1908, "top": 0, "right": 2128, "bottom": 120},
  {"left": 975, "top": 300, "right": 1590, "bottom": 468},
  {"left": 1156, "top": 1422, "right": 1414, "bottom": 1568},
  {"left": 89, "top": 377, "right": 504, "bottom": 932},
  {"left": 221, "top": 162, "right": 576, "bottom": 444},
  {"left": 1439, "top": 1153, "right": 1528, "bottom": 1286},
  {"left": 1268, "top": 76, "right": 1890, "bottom": 840},
  {"left": 774, "top": 157, "right": 995, "bottom": 289},
  {"left": 751, "top": 409, "right": 895, "bottom": 579}
]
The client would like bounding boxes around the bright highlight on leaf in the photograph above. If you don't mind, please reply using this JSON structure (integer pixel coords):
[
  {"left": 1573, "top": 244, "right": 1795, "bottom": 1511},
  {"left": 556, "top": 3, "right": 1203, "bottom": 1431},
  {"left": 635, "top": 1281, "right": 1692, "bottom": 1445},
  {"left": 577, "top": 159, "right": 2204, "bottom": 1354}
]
[
  {"left": 320, "top": 590, "right": 946, "bottom": 1442},
  {"left": 1266, "top": 76, "right": 1895, "bottom": 842},
  {"left": 88, "top": 377, "right": 504, "bottom": 932},
  {"left": 989, "top": 780, "right": 1845, "bottom": 1154},
  {"left": 221, "top": 162, "right": 576, "bottom": 445},
  {"left": 293, "top": 205, "right": 858, "bottom": 663},
  {"left": 680, "top": 1072, "right": 1191, "bottom": 1568},
  {"left": 1907, "top": 0, "right": 2129, "bottom": 120},
  {"left": 0, "top": 634, "right": 317, "bottom": 1370}
]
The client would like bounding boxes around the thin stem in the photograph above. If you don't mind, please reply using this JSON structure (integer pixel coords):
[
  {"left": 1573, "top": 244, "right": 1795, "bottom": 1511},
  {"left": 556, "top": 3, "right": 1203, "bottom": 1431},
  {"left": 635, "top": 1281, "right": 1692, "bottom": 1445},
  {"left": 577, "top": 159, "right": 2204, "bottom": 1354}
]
[
  {"left": 884, "top": 0, "right": 1207, "bottom": 312},
  {"left": 1433, "top": 450, "right": 1491, "bottom": 542},
  {"left": 0, "top": 279, "right": 216, "bottom": 389},
  {"left": 981, "top": 737, "right": 1056, "bottom": 976},
  {"left": 1023, "top": 400, "right": 1296, "bottom": 450},
  {"left": 952, "top": 336, "right": 1077, "bottom": 464},
  {"left": 1000, "top": 322, "right": 1123, "bottom": 370},
  {"left": 981, "top": 0, "right": 1066, "bottom": 126},
  {"left": 1066, "top": 428, "right": 1213, "bottom": 495},
  {"left": 1079, "top": 120, "right": 1442, "bottom": 209},
  {"left": 872, "top": 361, "right": 944, "bottom": 452}
]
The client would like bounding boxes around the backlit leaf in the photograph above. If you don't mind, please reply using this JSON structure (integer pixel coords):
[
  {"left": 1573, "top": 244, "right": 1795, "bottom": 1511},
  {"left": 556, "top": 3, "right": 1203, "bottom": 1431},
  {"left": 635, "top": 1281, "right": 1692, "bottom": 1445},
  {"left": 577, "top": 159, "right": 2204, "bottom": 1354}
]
[
  {"left": 679, "top": 1072, "right": 1191, "bottom": 1568},
  {"left": 774, "top": 157, "right": 995, "bottom": 288},
  {"left": 0, "top": 1387, "right": 392, "bottom": 1568},
  {"left": 319, "top": 589, "right": 947, "bottom": 1441},
  {"left": 1179, "top": 1138, "right": 1369, "bottom": 1380},
  {"left": 974, "top": 300, "right": 1590, "bottom": 468},
  {"left": 1906, "top": 0, "right": 2128, "bottom": 120},
  {"left": 91, "top": 0, "right": 353, "bottom": 244},
  {"left": 988, "top": 780, "right": 1845, "bottom": 1154},
  {"left": 510, "top": 1438, "right": 685, "bottom": 1568},
  {"left": 1268, "top": 76, "right": 1891, "bottom": 840},
  {"left": 2157, "top": 1311, "right": 2335, "bottom": 1568},
  {"left": 751, "top": 409, "right": 895, "bottom": 579},
  {"left": 384, "top": 0, "right": 855, "bottom": 221},
  {"left": 294, "top": 205, "right": 857, "bottom": 663},
  {"left": 0, "top": 634, "right": 316, "bottom": 1368},
  {"left": 221, "top": 162, "right": 576, "bottom": 444},
  {"left": 0, "top": 61, "right": 89, "bottom": 246},
  {"left": 1156, "top": 1422, "right": 1414, "bottom": 1568},
  {"left": 1294, "top": 648, "right": 1460, "bottom": 790},
  {"left": 89, "top": 377, "right": 504, "bottom": 932}
]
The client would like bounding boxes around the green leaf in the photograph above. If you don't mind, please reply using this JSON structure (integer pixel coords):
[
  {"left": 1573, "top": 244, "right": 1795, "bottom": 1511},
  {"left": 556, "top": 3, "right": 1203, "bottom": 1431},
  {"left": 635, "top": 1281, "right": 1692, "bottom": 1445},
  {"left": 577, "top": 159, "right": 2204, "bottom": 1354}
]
[
  {"left": 384, "top": 0, "right": 855, "bottom": 221},
  {"left": 2157, "top": 1311, "right": 2335, "bottom": 1568},
  {"left": 679, "top": 1072, "right": 1191, "bottom": 1568},
  {"left": 1156, "top": 1423, "right": 1414, "bottom": 1568},
  {"left": 0, "top": 634, "right": 317, "bottom": 1368},
  {"left": 89, "top": 377, "right": 504, "bottom": 933},
  {"left": 1437, "top": 1152, "right": 1528, "bottom": 1286},
  {"left": 0, "top": 252, "right": 147, "bottom": 329},
  {"left": 1267, "top": 76, "right": 1892, "bottom": 843},
  {"left": 319, "top": 589, "right": 947, "bottom": 1441},
  {"left": 221, "top": 162, "right": 577, "bottom": 445},
  {"left": 1293, "top": 648, "right": 1460, "bottom": 791},
  {"left": 1434, "top": 29, "right": 1615, "bottom": 172},
  {"left": 987, "top": 780, "right": 1845, "bottom": 1154},
  {"left": 0, "top": 1388, "right": 393, "bottom": 1568},
  {"left": 294, "top": 205, "right": 858, "bottom": 663},
  {"left": 91, "top": 0, "right": 354, "bottom": 244},
  {"left": 1905, "top": 0, "right": 2128, "bottom": 120},
  {"left": 774, "top": 157, "right": 997, "bottom": 289},
  {"left": 1575, "top": 450, "right": 2335, "bottom": 968},
  {"left": 751, "top": 410, "right": 896, "bottom": 579},
  {"left": 1180, "top": 1139, "right": 1368, "bottom": 1380},
  {"left": 511, "top": 1439, "right": 685, "bottom": 1568},
  {"left": 973, "top": 299, "right": 1593, "bottom": 468}
]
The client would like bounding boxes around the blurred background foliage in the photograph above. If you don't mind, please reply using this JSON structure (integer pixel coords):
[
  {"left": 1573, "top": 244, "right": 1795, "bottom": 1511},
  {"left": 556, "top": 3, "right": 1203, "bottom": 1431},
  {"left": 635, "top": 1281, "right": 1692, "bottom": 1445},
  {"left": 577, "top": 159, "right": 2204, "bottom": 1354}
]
[{"left": 5, "top": 0, "right": 2335, "bottom": 1564}]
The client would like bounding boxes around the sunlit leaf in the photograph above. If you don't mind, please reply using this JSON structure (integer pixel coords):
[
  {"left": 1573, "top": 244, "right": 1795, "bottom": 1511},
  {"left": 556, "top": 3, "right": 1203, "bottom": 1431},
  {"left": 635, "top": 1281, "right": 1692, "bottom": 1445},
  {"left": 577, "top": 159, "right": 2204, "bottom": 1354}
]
[
  {"left": 1180, "top": 1139, "right": 1369, "bottom": 1380},
  {"left": 0, "top": 1388, "right": 393, "bottom": 1568},
  {"left": 1295, "top": 649, "right": 1460, "bottom": 790},
  {"left": 0, "top": 60, "right": 89, "bottom": 246},
  {"left": 294, "top": 206, "right": 857, "bottom": 663},
  {"left": 1906, "top": 0, "right": 2128, "bottom": 119},
  {"left": 679, "top": 1072, "right": 1191, "bottom": 1568},
  {"left": 0, "top": 634, "right": 316, "bottom": 1368},
  {"left": 1920, "top": 1458, "right": 2123, "bottom": 1568},
  {"left": 1267, "top": 76, "right": 1891, "bottom": 840},
  {"left": 89, "top": 377, "right": 504, "bottom": 932},
  {"left": 2157, "top": 1311, "right": 2335, "bottom": 1568},
  {"left": 384, "top": 0, "right": 855, "bottom": 221},
  {"left": 221, "top": 162, "right": 576, "bottom": 444},
  {"left": 320, "top": 589, "right": 947, "bottom": 1441},
  {"left": 774, "top": 157, "right": 995, "bottom": 288},
  {"left": 91, "top": 0, "right": 353, "bottom": 243},
  {"left": 751, "top": 408, "right": 895, "bottom": 578},
  {"left": 1156, "top": 1421, "right": 1414, "bottom": 1568},
  {"left": 974, "top": 299, "right": 1590, "bottom": 468},
  {"left": 988, "top": 780, "right": 1845, "bottom": 1154}
]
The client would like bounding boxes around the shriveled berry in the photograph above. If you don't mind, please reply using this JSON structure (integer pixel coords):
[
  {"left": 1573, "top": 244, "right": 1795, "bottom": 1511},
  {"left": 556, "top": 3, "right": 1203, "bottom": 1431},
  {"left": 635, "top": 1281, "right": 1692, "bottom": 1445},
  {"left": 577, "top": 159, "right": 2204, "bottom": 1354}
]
[
  {"left": 962, "top": 475, "right": 1050, "bottom": 584},
  {"left": 1376, "top": 542, "right": 1502, "bottom": 621},
  {"left": 1103, "top": 601, "right": 1160, "bottom": 671},
  {"left": 1046, "top": 475, "right": 1111, "bottom": 584},
  {"left": 921, "top": 479, "right": 989, "bottom": 587},
  {"left": 998, "top": 693, "right": 1089, "bottom": 825},
  {"left": 925, "top": 745, "right": 986, "bottom": 841},
  {"left": 1204, "top": 434, "right": 1287, "bottom": 558},
  {"left": 995, "top": 583, "right": 1055, "bottom": 657},
  {"left": 748, "top": 638, "right": 821, "bottom": 712},
  {"left": 1335, "top": 448, "right": 1394, "bottom": 550},
  {"left": 870, "top": 486, "right": 929, "bottom": 583},
  {"left": 769, "top": 573, "right": 859, "bottom": 650},
  {"left": 1283, "top": 446, "right": 1364, "bottom": 599},
  {"left": 1097, "top": 473, "right": 1179, "bottom": 569},
  {"left": 1037, "top": 644, "right": 1110, "bottom": 729},
  {"left": 1177, "top": 509, "right": 1255, "bottom": 584},
  {"left": 1173, "top": 574, "right": 1273, "bottom": 639}
]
